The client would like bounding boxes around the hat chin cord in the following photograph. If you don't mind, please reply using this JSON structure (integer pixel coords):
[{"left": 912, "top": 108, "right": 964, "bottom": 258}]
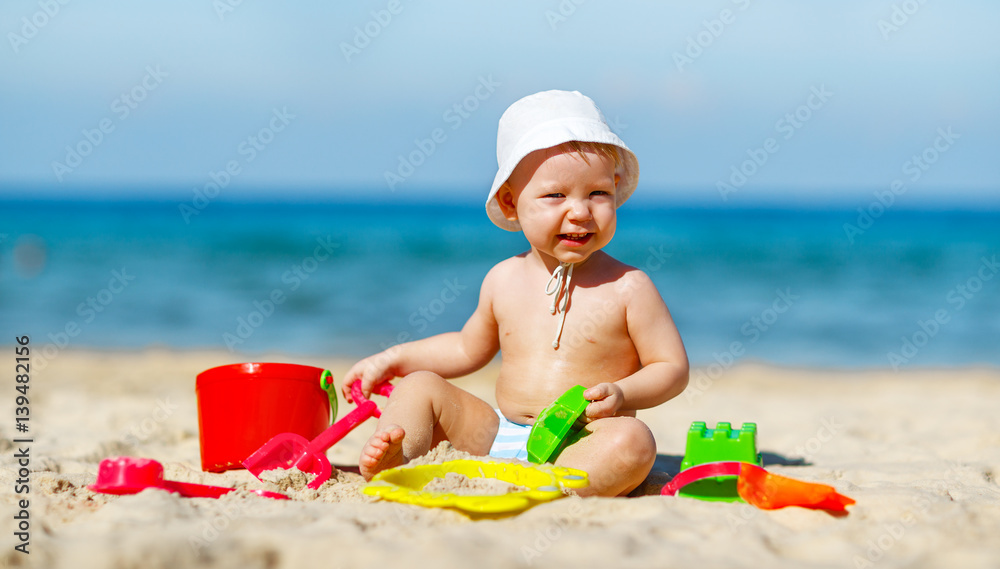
[{"left": 544, "top": 262, "right": 574, "bottom": 349}]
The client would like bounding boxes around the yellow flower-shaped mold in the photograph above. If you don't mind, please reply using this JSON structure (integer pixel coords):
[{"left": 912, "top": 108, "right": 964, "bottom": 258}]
[{"left": 363, "top": 459, "right": 588, "bottom": 515}]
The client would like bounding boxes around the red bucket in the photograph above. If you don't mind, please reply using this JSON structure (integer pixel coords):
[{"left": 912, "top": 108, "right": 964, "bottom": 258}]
[{"left": 196, "top": 363, "right": 335, "bottom": 472}]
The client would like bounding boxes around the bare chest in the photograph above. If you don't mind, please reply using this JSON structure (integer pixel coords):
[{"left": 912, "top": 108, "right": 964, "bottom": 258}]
[{"left": 493, "top": 279, "right": 636, "bottom": 367}]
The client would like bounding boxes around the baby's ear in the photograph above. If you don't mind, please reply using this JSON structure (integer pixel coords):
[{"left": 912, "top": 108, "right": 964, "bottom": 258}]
[
  {"left": 496, "top": 183, "right": 519, "bottom": 221},
  {"left": 614, "top": 173, "right": 621, "bottom": 189}
]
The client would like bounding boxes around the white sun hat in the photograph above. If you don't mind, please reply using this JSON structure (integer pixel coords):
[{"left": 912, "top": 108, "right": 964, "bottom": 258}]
[{"left": 485, "top": 90, "right": 639, "bottom": 231}]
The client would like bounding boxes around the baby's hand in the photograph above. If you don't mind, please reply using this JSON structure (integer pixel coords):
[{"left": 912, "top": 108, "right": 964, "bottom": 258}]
[
  {"left": 582, "top": 383, "right": 624, "bottom": 421},
  {"left": 341, "top": 352, "right": 396, "bottom": 402}
]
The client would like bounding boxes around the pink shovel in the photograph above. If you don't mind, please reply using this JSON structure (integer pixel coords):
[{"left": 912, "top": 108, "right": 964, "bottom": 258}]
[
  {"left": 89, "top": 456, "right": 289, "bottom": 500},
  {"left": 242, "top": 381, "right": 393, "bottom": 489}
]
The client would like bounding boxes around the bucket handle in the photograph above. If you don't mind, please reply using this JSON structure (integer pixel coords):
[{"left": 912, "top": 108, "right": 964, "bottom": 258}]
[{"left": 320, "top": 370, "right": 339, "bottom": 424}]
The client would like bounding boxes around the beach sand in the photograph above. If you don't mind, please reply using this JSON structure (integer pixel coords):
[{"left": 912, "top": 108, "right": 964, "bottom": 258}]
[{"left": 2, "top": 348, "right": 999, "bottom": 568}]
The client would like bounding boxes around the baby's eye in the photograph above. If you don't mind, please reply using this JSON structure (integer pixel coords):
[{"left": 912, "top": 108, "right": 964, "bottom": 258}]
[
  {"left": 543, "top": 193, "right": 564, "bottom": 199},
  {"left": 590, "top": 190, "right": 610, "bottom": 196}
]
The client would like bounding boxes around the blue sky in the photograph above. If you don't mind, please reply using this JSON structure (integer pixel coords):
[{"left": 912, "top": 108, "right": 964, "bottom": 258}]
[{"left": 1, "top": 1, "right": 998, "bottom": 207}]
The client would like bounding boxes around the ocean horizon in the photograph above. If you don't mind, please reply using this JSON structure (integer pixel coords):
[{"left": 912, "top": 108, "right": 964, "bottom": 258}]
[{"left": 2, "top": 197, "right": 998, "bottom": 371}]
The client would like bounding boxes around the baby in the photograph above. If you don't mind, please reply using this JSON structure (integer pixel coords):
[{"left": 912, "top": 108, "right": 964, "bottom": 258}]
[{"left": 344, "top": 90, "right": 688, "bottom": 497}]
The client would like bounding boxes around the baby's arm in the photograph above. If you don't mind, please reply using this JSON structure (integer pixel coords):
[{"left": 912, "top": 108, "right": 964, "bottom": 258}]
[
  {"left": 584, "top": 270, "right": 689, "bottom": 419},
  {"left": 342, "top": 268, "right": 500, "bottom": 399}
]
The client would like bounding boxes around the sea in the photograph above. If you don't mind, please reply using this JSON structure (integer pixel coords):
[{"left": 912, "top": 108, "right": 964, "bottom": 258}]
[{"left": 2, "top": 198, "right": 998, "bottom": 370}]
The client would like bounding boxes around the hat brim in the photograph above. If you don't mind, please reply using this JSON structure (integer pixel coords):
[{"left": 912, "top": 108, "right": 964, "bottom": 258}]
[{"left": 485, "top": 117, "right": 639, "bottom": 232}]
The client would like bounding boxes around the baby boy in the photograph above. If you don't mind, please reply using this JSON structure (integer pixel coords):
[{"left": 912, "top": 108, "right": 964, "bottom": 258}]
[{"left": 344, "top": 90, "right": 688, "bottom": 497}]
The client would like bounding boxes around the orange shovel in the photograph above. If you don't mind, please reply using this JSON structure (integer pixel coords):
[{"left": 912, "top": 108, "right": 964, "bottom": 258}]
[{"left": 662, "top": 461, "right": 855, "bottom": 512}]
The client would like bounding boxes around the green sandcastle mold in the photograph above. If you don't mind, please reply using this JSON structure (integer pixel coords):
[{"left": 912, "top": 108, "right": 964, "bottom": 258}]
[
  {"left": 677, "top": 421, "right": 762, "bottom": 502},
  {"left": 527, "top": 385, "right": 589, "bottom": 464}
]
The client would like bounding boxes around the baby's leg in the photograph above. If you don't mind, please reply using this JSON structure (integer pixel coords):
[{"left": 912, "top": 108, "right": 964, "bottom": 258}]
[
  {"left": 553, "top": 416, "right": 656, "bottom": 497},
  {"left": 360, "top": 371, "right": 499, "bottom": 480}
]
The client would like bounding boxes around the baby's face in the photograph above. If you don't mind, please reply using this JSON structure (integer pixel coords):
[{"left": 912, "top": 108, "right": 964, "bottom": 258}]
[{"left": 499, "top": 144, "right": 618, "bottom": 265}]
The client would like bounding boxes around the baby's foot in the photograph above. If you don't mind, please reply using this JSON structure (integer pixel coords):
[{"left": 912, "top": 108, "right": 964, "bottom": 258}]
[{"left": 359, "top": 425, "right": 406, "bottom": 481}]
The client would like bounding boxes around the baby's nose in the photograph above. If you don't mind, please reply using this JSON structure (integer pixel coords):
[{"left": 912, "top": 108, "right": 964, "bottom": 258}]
[{"left": 566, "top": 199, "right": 593, "bottom": 221}]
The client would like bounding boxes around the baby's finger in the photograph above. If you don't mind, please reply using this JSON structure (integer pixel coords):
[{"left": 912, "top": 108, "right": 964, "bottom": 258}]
[
  {"left": 584, "top": 399, "right": 612, "bottom": 420},
  {"left": 341, "top": 372, "right": 360, "bottom": 403},
  {"left": 360, "top": 369, "right": 386, "bottom": 399},
  {"left": 585, "top": 383, "right": 614, "bottom": 402}
]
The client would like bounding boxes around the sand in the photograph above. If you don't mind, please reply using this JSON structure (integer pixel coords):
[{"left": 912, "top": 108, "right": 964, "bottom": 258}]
[{"left": 2, "top": 348, "right": 1000, "bottom": 568}]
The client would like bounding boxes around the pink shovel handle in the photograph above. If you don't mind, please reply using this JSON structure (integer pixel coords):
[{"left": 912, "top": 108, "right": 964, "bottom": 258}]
[
  {"left": 163, "top": 480, "right": 289, "bottom": 500},
  {"left": 163, "top": 480, "right": 236, "bottom": 499},
  {"left": 351, "top": 381, "right": 394, "bottom": 418},
  {"left": 305, "top": 400, "right": 376, "bottom": 452},
  {"left": 301, "top": 382, "right": 395, "bottom": 454}
]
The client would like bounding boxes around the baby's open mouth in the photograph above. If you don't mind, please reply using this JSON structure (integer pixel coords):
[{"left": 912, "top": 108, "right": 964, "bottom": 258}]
[{"left": 558, "top": 233, "right": 593, "bottom": 245}]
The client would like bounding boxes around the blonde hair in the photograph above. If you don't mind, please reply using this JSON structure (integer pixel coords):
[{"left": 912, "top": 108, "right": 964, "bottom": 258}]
[
  {"left": 563, "top": 141, "right": 622, "bottom": 169},
  {"left": 500, "top": 141, "right": 624, "bottom": 195}
]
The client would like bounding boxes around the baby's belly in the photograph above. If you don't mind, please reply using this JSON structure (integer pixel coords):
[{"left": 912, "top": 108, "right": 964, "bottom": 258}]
[{"left": 495, "top": 355, "right": 639, "bottom": 424}]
